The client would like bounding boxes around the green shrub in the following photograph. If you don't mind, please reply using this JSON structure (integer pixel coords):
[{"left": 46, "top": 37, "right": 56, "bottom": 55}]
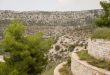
[
  {"left": 0, "top": 20, "right": 54, "bottom": 75},
  {"left": 68, "top": 45, "right": 75, "bottom": 52},
  {"left": 0, "top": 62, "right": 10, "bottom": 75},
  {"left": 66, "top": 57, "right": 71, "bottom": 66},
  {"left": 55, "top": 45, "right": 60, "bottom": 51},
  {"left": 95, "top": 1, "right": 110, "bottom": 27}
]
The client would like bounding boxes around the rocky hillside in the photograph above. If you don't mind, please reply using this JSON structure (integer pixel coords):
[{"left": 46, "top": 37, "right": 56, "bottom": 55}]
[
  {"left": 0, "top": 9, "right": 102, "bottom": 38},
  {"left": 0, "top": 9, "right": 101, "bottom": 26}
]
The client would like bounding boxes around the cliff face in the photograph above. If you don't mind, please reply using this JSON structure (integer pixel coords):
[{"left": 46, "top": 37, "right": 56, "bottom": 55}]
[{"left": 0, "top": 9, "right": 102, "bottom": 37}]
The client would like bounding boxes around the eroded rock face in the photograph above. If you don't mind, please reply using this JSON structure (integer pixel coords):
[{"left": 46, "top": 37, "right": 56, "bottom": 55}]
[{"left": 48, "top": 35, "right": 88, "bottom": 64}]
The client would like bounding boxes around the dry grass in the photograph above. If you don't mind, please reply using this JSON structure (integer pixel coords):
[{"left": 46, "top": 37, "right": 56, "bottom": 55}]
[
  {"left": 59, "top": 64, "right": 73, "bottom": 75},
  {"left": 91, "top": 27, "right": 110, "bottom": 40},
  {"left": 77, "top": 50, "right": 110, "bottom": 71}
]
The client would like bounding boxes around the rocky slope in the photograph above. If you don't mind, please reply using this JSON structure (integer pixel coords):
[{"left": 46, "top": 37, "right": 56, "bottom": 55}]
[
  {"left": 0, "top": 9, "right": 101, "bottom": 26},
  {"left": 0, "top": 9, "right": 101, "bottom": 38}
]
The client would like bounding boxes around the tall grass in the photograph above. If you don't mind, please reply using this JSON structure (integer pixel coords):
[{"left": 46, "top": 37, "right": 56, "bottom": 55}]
[{"left": 91, "top": 27, "right": 110, "bottom": 40}]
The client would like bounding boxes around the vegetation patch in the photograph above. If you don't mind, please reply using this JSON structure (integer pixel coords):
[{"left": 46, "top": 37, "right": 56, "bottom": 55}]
[
  {"left": 91, "top": 28, "right": 110, "bottom": 40},
  {"left": 59, "top": 57, "right": 72, "bottom": 75},
  {"left": 55, "top": 45, "right": 60, "bottom": 51},
  {"left": 68, "top": 45, "right": 75, "bottom": 52},
  {"left": 0, "top": 20, "right": 54, "bottom": 75},
  {"left": 77, "top": 50, "right": 110, "bottom": 71},
  {"left": 59, "top": 64, "right": 73, "bottom": 75},
  {"left": 41, "top": 66, "right": 55, "bottom": 75}
]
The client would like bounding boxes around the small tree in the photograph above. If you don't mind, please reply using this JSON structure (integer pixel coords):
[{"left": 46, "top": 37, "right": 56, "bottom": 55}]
[
  {"left": 95, "top": 1, "right": 110, "bottom": 27},
  {"left": 1, "top": 20, "right": 53, "bottom": 75}
]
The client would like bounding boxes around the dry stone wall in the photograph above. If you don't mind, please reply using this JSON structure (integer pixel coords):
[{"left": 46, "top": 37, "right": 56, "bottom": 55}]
[
  {"left": 71, "top": 52, "right": 110, "bottom": 75},
  {"left": 88, "top": 39, "right": 110, "bottom": 61}
]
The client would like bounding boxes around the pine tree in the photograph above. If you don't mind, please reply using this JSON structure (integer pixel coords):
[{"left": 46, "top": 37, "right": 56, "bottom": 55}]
[{"left": 0, "top": 20, "right": 53, "bottom": 75}]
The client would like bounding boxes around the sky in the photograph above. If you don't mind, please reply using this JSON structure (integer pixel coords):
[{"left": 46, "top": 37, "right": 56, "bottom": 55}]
[{"left": 0, "top": 0, "right": 106, "bottom": 11}]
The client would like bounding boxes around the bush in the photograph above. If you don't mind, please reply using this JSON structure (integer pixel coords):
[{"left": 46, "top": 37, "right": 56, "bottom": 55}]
[
  {"left": 66, "top": 57, "right": 71, "bottom": 66},
  {"left": 68, "top": 45, "right": 75, "bottom": 52},
  {"left": 95, "top": 1, "right": 110, "bottom": 27},
  {"left": 55, "top": 45, "right": 60, "bottom": 51},
  {"left": 0, "top": 62, "right": 10, "bottom": 75}
]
